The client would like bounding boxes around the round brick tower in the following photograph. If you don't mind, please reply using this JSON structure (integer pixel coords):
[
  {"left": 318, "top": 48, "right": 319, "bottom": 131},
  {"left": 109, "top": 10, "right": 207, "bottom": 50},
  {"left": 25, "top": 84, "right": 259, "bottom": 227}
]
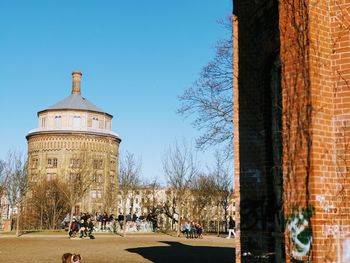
[{"left": 26, "top": 72, "right": 121, "bottom": 214}]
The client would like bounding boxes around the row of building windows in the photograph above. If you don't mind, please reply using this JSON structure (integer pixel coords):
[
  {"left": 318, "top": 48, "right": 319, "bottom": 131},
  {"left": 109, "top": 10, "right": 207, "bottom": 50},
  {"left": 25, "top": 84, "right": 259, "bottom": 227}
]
[
  {"left": 45, "top": 173, "right": 112, "bottom": 184},
  {"left": 41, "top": 116, "right": 111, "bottom": 130},
  {"left": 32, "top": 158, "right": 116, "bottom": 169},
  {"left": 118, "top": 198, "right": 140, "bottom": 204},
  {"left": 47, "top": 158, "right": 57, "bottom": 168},
  {"left": 91, "top": 190, "right": 102, "bottom": 199}
]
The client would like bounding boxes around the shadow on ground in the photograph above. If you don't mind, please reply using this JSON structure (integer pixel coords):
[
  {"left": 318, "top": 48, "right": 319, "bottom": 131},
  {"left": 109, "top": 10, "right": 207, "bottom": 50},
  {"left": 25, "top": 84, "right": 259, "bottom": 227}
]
[{"left": 127, "top": 241, "right": 235, "bottom": 263}]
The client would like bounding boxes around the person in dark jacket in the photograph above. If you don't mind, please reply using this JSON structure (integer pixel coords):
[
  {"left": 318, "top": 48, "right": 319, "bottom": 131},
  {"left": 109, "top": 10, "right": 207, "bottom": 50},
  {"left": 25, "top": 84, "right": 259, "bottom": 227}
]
[
  {"left": 226, "top": 216, "right": 236, "bottom": 238},
  {"left": 79, "top": 219, "right": 88, "bottom": 238},
  {"left": 69, "top": 218, "right": 79, "bottom": 238},
  {"left": 101, "top": 212, "right": 108, "bottom": 231}
]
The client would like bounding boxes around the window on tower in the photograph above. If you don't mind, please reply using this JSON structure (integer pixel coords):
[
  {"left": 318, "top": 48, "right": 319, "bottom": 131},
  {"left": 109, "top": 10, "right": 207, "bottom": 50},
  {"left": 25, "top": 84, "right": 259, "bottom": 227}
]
[
  {"left": 70, "top": 158, "right": 80, "bottom": 168},
  {"left": 54, "top": 116, "right": 62, "bottom": 128},
  {"left": 47, "top": 158, "right": 57, "bottom": 168},
  {"left": 73, "top": 116, "right": 81, "bottom": 128},
  {"left": 31, "top": 158, "right": 39, "bottom": 169},
  {"left": 47, "top": 173, "right": 56, "bottom": 181},
  {"left": 93, "top": 159, "right": 103, "bottom": 169},
  {"left": 92, "top": 117, "right": 98, "bottom": 129},
  {"left": 41, "top": 117, "right": 46, "bottom": 128}
]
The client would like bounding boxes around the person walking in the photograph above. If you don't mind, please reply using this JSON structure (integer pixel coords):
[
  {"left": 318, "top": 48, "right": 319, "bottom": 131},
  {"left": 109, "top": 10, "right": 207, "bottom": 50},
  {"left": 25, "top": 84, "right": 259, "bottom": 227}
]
[{"left": 226, "top": 216, "right": 236, "bottom": 239}]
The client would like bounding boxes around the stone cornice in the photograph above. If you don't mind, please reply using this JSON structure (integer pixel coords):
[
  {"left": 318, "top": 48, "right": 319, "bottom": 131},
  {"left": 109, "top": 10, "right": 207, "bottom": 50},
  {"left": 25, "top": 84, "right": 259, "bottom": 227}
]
[{"left": 26, "top": 130, "right": 121, "bottom": 143}]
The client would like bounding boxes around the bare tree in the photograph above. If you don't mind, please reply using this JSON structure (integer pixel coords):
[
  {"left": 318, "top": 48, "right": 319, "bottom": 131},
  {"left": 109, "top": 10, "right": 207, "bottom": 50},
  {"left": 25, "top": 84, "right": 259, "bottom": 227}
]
[
  {"left": 119, "top": 151, "right": 141, "bottom": 237},
  {"left": 163, "top": 141, "right": 197, "bottom": 237},
  {"left": 0, "top": 159, "right": 6, "bottom": 228},
  {"left": 0, "top": 159, "right": 5, "bottom": 190},
  {"left": 178, "top": 17, "right": 233, "bottom": 155},
  {"left": 162, "top": 188, "right": 178, "bottom": 230},
  {"left": 29, "top": 179, "right": 68, "bottom": 230},
  {"left": 0, "top": 159, "right": 5, "bottom": 202},
  {"left": 141, "top": 178, "right": 162, "bottom": 218},
  {"left": 191, "top": 173, "right": 216, "bottom": 229},
  {"left": 209, "top": 151, "right": 232, "bottom": 235},
  {"left": 59, "top": 151, "right": 95, "bottom": 234},
  {"left": 3, "top": 150, "right": 28, "bottom": 236}
]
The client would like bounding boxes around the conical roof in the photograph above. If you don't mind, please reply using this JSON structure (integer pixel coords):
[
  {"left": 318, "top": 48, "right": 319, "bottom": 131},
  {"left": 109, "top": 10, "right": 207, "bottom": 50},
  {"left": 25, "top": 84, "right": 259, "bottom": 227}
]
[
  {"left": 38, "top": 72, "right": 112, "bottom": 117},
  {"left": 46, "top": 94, "right": 104, "bottom": 112}
]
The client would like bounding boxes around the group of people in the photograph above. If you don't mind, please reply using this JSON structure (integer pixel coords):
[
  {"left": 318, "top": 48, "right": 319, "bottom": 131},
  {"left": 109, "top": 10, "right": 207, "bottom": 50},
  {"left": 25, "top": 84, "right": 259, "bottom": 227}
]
[
  {"left": 117, "top": 213, "right": 158, "bottom": 233},
  {"left": 69, "top": 213, "right": 95, "bottom": 239},
  {"left": 181, "top": 221, "right": 203, "bottom": 239},
  {"left": 180, "top": 216, "right": 236, "bottom": 239},
  {"left": 63, "top": 211, "right": 158, "bottom": 238}
]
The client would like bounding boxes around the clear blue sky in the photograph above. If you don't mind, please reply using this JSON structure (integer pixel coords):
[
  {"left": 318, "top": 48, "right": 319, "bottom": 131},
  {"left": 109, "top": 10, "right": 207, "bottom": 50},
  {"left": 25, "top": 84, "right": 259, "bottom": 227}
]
[{"left": 0, "top": 0, "right": 232, "bottom": 184}]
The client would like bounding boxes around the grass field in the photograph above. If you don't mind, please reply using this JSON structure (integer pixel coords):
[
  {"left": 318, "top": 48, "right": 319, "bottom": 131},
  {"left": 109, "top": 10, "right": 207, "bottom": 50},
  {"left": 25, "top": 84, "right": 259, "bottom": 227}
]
[{"left": 0, "top": 233, "right": 235, "bottom": 263}]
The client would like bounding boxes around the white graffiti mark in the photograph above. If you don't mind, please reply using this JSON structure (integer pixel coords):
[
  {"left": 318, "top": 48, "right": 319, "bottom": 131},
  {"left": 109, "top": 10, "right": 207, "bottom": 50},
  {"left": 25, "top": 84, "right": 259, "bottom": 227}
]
[
  {"left": 316, "top": 195, "right": 337, "bottom": 213},
  {"left": 322, "top": 225, "right": 350, "bottom": 238},
  {"left": 322, "top": 225, "right": 342, "bottom": 237},
  {"left": 287, "top": 212, "right": 312, "bottom": 257},
  {"left": 343, "top": 239, "right": 350, "bottom": 262}
]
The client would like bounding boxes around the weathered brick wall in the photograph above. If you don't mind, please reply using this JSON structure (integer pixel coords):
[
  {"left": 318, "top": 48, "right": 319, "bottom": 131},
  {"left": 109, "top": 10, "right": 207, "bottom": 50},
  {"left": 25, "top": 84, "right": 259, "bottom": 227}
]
[
  {"left": 235, "top": 0, "right": 350, "bottom": 262},
  {"left": 280, "top": 0, "right": 350, "bottom": 262},
  {"left": 27, "top": 132, "right": 120, "bottom": 214}
]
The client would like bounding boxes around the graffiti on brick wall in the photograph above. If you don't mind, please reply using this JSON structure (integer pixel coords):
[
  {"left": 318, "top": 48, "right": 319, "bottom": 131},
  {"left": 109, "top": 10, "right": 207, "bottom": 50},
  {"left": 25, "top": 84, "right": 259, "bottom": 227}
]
[
  {"left": 321, "top": 224, "right": 350, "bottom": 238},
  {"left": 286, "top": 206, "right": 313, "bottom": 258},
  {"left": 316, "top": 194, "right": 350, "bottom": 262},
  {"left": 316, "top": 195, "right": 337, "bottom": 213}
]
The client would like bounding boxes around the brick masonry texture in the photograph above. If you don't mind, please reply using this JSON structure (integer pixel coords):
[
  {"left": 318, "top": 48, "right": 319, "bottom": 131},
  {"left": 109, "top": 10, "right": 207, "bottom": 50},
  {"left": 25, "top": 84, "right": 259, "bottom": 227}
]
[{"left": 233, "top": 0, "right": 350, "bottom": 262}]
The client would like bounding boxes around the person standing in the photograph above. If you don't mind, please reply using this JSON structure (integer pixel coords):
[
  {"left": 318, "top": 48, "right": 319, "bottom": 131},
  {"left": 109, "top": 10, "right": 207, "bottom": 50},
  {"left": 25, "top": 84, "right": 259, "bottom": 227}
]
[{"left": 226, "top": 216, "right": 236, "bottom": 239}]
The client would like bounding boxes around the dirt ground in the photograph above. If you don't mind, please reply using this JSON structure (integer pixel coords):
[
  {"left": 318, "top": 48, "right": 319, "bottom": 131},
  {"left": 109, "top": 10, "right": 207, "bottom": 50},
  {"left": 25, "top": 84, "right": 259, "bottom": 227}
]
[{"left": 0, "top": 233, "right": 235, "bottom": 263}]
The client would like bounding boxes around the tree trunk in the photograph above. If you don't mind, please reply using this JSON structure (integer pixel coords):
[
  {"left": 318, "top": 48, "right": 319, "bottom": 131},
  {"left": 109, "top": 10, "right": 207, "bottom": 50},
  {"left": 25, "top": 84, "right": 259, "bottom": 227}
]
[
  {"left": 206, "top": 213, "right": 210, "bottom": 233},
  {"left": 217, "top": 218, "right": 220, "bottom": 236},
  {"left": 122, "top": 199, "right": 127, "bottom": 237},
  {"left": 68, "top": 205, "right": 74, "bottom": 234},
  {"left": 177, "top": 205, "right": 182, "bottom": 237},
  {"left": 16, "top": 206, "right": 21, "bottom": 237},
  {"left": 40, "top": 205, "right": 43, "bottom": 230},
  {"left": 224, "top": 202, "right": 228, "bottom": 233},
  {"left": 52, "top": 205, "right": 56, "bottom": 230}
]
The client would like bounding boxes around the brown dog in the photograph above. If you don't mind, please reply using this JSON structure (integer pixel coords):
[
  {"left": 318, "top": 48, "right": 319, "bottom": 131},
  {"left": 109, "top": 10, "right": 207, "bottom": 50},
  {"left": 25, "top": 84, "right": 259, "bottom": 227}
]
[{"left": 62, "top": 253, "right": 81, "bottom": 263}]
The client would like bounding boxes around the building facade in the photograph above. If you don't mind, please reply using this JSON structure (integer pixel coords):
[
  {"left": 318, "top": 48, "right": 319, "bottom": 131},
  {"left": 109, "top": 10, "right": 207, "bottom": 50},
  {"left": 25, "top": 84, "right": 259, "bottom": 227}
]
[
  {"left": 26, "top": 72, "right": 121, "bottom": 214},
  {"left": 115, "top": 186, "right": 236, "bottom": 232},
  {"left": 233, "top": 0, "right": 350, "bottom": 262}
]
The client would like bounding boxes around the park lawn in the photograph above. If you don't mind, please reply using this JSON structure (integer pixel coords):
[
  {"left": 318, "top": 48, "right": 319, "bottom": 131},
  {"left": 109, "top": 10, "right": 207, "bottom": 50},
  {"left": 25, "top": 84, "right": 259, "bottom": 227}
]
[{"left": 0, "top": 233, "right": 235, "bottom": 263}]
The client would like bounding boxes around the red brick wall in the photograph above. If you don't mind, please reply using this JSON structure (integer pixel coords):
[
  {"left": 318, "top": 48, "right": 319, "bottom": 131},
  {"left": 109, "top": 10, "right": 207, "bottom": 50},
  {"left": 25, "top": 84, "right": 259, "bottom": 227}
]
[
  {"left": 233, "top": 13, "right": 241, "bottom": 262},
  {"left": 280, "top": 0, "right": 350, "bottom": 262},
  {"left": 235, "top": 0, "right": 350, "bottom": 262}
]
